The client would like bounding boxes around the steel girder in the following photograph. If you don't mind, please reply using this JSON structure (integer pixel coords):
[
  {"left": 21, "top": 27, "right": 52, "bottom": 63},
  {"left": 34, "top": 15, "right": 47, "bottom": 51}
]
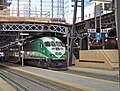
[
  {"left": 0, "top": 22, "right": 70, "bottom": 48},
  {"left": 0, "top": 23, "right": 69, "bottom": 34}
]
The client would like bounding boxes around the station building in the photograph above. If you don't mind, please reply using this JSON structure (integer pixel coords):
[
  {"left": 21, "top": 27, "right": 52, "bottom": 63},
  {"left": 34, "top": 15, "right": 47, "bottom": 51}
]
[{"left": 65, "top": 1, "right": 113, "bottom": 24}]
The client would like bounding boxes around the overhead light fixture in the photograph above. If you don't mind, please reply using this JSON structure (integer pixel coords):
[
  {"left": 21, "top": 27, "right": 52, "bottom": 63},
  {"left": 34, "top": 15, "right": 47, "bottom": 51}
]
[
  {"left": 105, "top": 39, "right": 108, "bottom": 42},
  {"left": 20, "top": 33, "right": 29, "bottom": 36}
]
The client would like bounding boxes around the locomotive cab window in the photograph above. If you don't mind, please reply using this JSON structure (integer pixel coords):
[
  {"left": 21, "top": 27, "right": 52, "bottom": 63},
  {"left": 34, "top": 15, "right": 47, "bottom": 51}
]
[
  {"left": 56, "top": 41, "right": 64, "bottom": 47},
  {"left": 51, "top": 41, "right": 56, "bottom": 47},
  {"left": 44, "top": 42, "right": 50, "bottom": 47}
]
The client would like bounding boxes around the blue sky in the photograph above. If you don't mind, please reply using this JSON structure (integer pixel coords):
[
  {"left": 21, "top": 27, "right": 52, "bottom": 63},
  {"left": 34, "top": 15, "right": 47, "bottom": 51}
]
[{"left": 85, "top": 0, "right": 91, "bottom": 6}]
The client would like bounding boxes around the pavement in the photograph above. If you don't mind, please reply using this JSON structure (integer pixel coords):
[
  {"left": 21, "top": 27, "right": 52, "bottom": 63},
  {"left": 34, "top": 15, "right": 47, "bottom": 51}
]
[
  {"left": 0, "top": 62, "right": 120, "bottom": 91},
  {"left": 69, "top": 66, "right": 118, "bottom": 77}
]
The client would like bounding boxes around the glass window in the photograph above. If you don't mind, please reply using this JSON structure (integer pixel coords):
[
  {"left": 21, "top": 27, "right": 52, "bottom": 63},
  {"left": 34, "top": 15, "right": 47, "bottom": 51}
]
[
  {"left": 71, "top": 0, "right": 81, "bottom": 2},
  {"left": 56, "top": 41, "right": 64, "bottom": 47},
  {"left": 40, "top": 44, "right": 42, "bottom": 48},
  {"left": 51, "top": 41, "right": 56, "bottom": 47},
  {"left": 44, "top": 42, "right": 50, "bottom": 47}
]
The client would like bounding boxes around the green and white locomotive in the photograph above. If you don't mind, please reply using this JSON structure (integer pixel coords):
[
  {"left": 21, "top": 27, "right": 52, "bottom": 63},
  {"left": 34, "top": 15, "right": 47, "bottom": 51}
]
[{"left": 5, "top": 37, "right": 68, "bottom": 70}]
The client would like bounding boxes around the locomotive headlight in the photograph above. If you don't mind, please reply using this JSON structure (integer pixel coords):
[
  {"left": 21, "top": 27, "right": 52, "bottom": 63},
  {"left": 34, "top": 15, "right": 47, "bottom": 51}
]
[
  {"left": 55, "top": 52, "right": 59, "bottom": 55},
  {"left": 63, "top": 53, "right": 66, "bottom": 56},
  {"left": 59, "top": 52, "right": 62, "bottom": 55},
  {"left": 55, "top": 52, "right": 62, "bottom": 55}
]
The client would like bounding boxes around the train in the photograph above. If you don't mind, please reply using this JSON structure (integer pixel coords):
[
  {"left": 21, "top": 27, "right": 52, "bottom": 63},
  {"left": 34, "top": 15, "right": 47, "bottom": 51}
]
[{"left": 4, "top": 37, "right": 68, "bottom": 70}]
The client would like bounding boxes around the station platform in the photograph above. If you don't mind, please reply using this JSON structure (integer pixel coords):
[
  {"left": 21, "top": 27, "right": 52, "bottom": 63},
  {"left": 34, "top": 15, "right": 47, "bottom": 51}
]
[
  {"left": 69, "top": 66, "right": 118, "bottom": 77},
  {"left": 0, "top": 62, "right": 119, "bottom": 91}
]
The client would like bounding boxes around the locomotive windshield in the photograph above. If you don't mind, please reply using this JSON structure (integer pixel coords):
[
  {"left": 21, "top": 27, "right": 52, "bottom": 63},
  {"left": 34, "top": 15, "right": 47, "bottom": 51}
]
[
  {"left": 44, "top": 42, "right": 50, "bottom": 47},
  {"left": 51, "top": 41, "right": 56, "bottom": 46},
  {"left": 56, "top": 41, "right": 64, "bottom": 47},
  {"left": 44, "top": 41, "right": 64, "bottom": 47}
]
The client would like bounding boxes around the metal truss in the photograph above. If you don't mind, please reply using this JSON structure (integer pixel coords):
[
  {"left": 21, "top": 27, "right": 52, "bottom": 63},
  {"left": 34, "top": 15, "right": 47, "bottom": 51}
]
[
  {"left": 0, "top": 31, "right": 17, "bottom": 36},
  {"left": 0, "top": 23, "right": 69, "bottom": 34},
  {"left": 0, "top": 35, "right": 17, "bottom": 47},
  {"left": 0, "top": 23, "right": 70, "bottom": 48}
]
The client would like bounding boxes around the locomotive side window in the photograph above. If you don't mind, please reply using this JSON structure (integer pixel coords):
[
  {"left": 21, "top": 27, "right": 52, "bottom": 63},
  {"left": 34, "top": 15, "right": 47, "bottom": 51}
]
[
  {"left": 40, "top": 43, "right": 43, "bottom": 48},
  {"left": 44, "top": 42, "right": 50, "bottom": 47}
]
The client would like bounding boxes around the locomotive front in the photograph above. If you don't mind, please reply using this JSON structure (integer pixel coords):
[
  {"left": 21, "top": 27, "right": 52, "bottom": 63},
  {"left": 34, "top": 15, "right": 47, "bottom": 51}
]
[{"left": 42, "top": 37, "right": 68, "bottom": 70}]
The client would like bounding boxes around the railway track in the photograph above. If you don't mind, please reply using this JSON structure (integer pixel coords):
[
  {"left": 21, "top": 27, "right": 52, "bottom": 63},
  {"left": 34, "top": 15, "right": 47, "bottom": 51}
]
[{"left": 0, "top": 67, "right": 66, "bottom": 91}]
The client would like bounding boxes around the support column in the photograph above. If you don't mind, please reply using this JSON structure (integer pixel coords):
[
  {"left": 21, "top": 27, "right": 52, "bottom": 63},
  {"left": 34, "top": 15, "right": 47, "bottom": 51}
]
[
  {"left": 18, "top": 32, "right": 21, "bottom": 62},
  {"left": 69, "top": 0, "right": 78, "bottom": 66},
  {"left": 17, "top": 0, "right": 19, "bottom": 16},
  {"left": 51, "top": 0, "right": 53, "bottom": 18},
  {"left": 81, "top": 0, "right": 84, "bottom": 21},
  {"left": 21, "top": 35, "right": 24, "bottom": 66},
  {"left": 29, "top": 0, "right": 31, "bottom": 17},
  {"left": 40, "top": 0, "right": 42, "bottom": 17},
  {"left": 115, "top": 0, "right": 120, "bottom": 87}
]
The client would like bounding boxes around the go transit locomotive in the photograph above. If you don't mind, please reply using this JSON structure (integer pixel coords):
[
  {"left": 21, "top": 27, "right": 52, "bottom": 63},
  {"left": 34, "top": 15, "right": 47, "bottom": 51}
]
[{"left": 5, "top": 37, "right": 68, "bottom": 70}]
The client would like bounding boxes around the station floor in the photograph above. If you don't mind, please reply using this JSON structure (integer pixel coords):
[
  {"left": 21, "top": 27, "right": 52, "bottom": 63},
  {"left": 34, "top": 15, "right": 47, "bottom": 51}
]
[
  {"left": 0, "top": 62, "right": 120, "bottom": 91},
  {"left": 69, "top": 66, "right": 119, "bottom": 77}
]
